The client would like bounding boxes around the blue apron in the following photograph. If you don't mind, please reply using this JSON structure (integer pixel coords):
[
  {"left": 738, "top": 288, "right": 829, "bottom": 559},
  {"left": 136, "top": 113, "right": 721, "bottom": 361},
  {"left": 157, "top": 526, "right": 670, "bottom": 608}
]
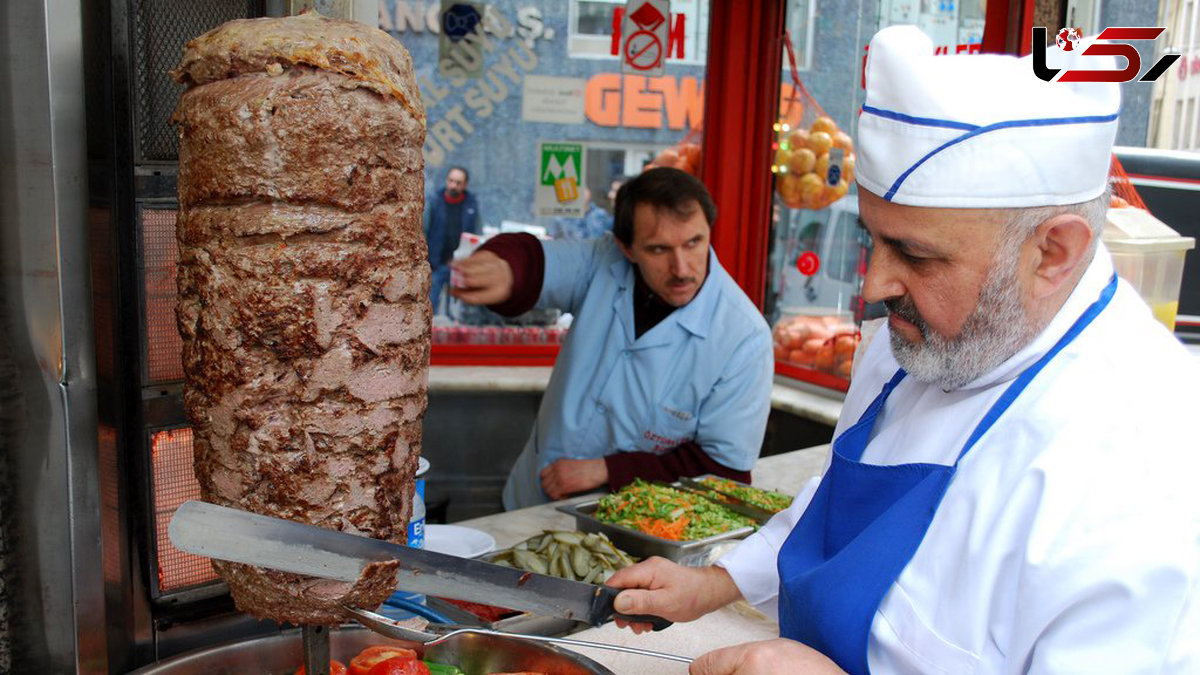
[{"left": 777, "top": 275, "right": 1117, "bottom": 674}]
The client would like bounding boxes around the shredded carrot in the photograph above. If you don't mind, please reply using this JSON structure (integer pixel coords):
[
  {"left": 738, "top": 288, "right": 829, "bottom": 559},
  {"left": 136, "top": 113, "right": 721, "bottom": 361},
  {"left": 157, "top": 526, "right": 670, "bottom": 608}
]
[{"left": 634, "top": 516, "right": 689, "bottom": 541}]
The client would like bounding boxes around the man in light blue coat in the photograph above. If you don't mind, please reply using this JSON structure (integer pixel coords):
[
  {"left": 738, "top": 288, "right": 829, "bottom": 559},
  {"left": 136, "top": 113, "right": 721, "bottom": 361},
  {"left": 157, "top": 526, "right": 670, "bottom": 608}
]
[{"left": 453, "top": 168, "right": 774, "bottom": 509}]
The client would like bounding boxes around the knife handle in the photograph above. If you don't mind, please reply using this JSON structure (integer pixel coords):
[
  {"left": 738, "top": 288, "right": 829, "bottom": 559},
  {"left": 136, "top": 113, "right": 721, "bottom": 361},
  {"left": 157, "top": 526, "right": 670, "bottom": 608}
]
[{"left": 594, "top": 585, "right": 673, "bottom": 631}]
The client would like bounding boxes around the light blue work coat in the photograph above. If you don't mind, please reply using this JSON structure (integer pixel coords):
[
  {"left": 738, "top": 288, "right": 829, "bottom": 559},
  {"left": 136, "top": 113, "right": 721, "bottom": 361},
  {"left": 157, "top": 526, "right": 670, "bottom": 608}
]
[{"left": 502, "top": 236, "right": 774, "bottom": 509}]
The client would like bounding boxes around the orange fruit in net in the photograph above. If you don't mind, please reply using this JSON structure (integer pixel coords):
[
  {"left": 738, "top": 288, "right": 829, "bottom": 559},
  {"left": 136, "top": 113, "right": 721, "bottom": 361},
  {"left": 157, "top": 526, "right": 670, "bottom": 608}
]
[
  {"left": 832, "top": 131, "right": 854, "bottom": 152},
  {"left": 787, "top": 148, "right": 817, "bottom": 175},
  {"left": 798, "top": 172, "right": 826, "bottom": 208},
  {"left": 810, "top": 116, "right": 838, "bottom": 136},
  {"left": 807, "top": 131, "right": 834, "bottom": 156},
  {"left": 786, "top": 128, "right": 810, "bottom": 151},
  {"left": 814, "top": 154, "right": 831, "bottom": 182},
  {"left": 778, "top": 174, "right": 804, "bottom": 208},
  {"left": 824, "top": 178, "right": 849, "bottom": 203}
]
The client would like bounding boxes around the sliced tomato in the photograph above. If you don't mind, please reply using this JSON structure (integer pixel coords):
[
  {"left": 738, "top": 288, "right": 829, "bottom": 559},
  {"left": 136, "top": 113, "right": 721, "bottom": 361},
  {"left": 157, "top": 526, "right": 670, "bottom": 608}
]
[
  {"left": 365, "top": 656, "right": 431, "bottom": 675},
  {"left": 349, "top": 646, "right": 421, "bottom": 675},
  {"left": 294, "top": 660, "right": 348, "bottom": 675}
]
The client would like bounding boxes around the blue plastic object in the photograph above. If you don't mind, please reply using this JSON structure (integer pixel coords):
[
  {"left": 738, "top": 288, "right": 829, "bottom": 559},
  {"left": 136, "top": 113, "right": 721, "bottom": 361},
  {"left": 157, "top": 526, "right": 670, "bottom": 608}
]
[{"left": 382, "top": 594, "right": 453, "bottom": 624}]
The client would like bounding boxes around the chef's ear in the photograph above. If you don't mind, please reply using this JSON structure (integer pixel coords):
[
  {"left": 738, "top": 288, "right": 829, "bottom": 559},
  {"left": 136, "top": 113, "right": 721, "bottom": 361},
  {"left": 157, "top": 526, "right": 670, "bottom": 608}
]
[{"left": 1027, "top": 213, "right": 1094, "bottom": 300}]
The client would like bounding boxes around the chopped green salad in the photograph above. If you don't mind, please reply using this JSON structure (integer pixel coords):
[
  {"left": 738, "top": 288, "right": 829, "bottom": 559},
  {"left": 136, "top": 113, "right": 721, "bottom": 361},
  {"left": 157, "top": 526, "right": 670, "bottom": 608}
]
[
  {"left": 698, "top": 476, "right": 793, "bottom": 513},
  {"left": 593, "top": 479, "right": 756, "bottom": 541}
]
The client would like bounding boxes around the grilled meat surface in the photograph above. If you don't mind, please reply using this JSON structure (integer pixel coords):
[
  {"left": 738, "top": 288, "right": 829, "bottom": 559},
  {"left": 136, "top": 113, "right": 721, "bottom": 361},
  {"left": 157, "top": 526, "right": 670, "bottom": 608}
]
[{"left": 171, "top": 13, "right": 428, "bottom": 625}]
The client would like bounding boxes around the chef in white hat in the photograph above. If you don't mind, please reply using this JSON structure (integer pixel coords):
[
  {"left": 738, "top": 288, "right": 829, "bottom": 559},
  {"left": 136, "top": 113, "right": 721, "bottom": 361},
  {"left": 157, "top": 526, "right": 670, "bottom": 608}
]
[{"left": 607, "top": 25, "right": 1200, "bottom": 674}]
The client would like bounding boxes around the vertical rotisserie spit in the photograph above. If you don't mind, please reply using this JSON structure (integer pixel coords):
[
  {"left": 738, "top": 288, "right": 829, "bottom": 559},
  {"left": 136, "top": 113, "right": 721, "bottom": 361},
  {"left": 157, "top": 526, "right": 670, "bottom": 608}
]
[{"left": 170, "top": 12, "right": 428, "bottom": 624}]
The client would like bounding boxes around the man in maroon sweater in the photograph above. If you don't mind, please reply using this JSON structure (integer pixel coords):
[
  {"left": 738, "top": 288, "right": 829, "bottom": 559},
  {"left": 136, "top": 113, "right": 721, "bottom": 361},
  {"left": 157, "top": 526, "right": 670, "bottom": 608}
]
[{"left": 452, "top": 168, "right": 774, "bottom": 508}]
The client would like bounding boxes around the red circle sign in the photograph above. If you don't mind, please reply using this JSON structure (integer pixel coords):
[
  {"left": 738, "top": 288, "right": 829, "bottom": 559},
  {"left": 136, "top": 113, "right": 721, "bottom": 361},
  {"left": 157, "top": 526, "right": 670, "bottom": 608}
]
[
  {"left": 797, "top": 251, "right": 820, "bottom": 276},
  {"left": 625, "top": 29, "right": 664, "bottom": 71}
]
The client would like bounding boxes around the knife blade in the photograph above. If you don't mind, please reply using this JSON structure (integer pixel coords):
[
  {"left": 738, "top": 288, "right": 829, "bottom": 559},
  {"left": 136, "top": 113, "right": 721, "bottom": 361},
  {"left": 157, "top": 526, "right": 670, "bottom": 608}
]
[
  {"left": 676, "top": 477, "right": 777, "bottom": 524},
  {"left": 169, "top": 500, "right": 669, "bottom": 630}
]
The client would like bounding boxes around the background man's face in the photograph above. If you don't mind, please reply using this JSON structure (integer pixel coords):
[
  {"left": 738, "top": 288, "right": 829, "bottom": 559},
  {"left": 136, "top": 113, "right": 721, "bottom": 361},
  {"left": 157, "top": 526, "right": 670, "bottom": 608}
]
[
  {"left": 446, "top": 169, "right": 468, "bottom": 197},
  {"left": 618, "top": 201, "right": 710, "bottom": 307}
]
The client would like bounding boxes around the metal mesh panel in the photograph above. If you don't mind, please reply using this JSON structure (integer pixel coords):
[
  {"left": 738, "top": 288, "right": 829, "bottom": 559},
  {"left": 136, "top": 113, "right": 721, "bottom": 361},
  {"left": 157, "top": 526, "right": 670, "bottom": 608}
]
[
  {"left": 133, "top": 0, "right": 259, "bottom": 161},
  {"left": 150, "top": 427, "right": 218, "bottom": 592},
  {"left": 141, "top": 207, "right": 183, "bottom": 384}
]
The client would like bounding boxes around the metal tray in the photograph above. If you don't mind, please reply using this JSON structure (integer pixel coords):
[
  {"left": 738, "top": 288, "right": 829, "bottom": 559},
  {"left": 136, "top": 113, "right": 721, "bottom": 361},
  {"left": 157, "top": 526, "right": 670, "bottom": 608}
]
[{"left": 555, "top": 498, "right": 755, "bottom": 563}]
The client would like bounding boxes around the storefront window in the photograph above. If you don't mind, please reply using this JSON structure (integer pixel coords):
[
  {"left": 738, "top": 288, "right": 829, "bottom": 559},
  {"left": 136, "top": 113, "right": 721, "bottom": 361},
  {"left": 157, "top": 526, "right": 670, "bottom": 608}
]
[
  {"left": 878, "top": 0, "right": 986, "bottom": 52},
  {"left": 783, "top": 0, "right": 816, "bottom": 70},
  {"left": 766, "top": 0, "right": 990, "bottom": 389},
  {"left": 380, "top": 0, "right": 708, "bottom": 360}
]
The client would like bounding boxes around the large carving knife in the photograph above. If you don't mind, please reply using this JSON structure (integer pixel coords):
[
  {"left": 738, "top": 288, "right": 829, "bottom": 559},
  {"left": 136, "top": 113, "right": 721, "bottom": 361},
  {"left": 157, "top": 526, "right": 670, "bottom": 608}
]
[{"left": 169, "top": 500, "right": 670, "bottom": 630}]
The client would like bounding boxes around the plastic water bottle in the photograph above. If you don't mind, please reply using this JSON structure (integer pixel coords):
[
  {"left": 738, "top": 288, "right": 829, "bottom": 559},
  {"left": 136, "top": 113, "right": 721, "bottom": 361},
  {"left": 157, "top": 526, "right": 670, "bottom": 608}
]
[
  {"left": 382, "top": 457, "right": 430, "bottom": 619},
  {"left": 407, "top": 457, "right": 428, "bottom": 549}
]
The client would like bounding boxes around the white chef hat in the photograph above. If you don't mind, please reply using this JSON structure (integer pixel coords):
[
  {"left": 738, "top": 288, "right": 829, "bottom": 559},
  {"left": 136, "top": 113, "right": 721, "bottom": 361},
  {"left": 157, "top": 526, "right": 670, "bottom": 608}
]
[{"left": 856, "top": 26, "right": 1121, "bottom": 208}]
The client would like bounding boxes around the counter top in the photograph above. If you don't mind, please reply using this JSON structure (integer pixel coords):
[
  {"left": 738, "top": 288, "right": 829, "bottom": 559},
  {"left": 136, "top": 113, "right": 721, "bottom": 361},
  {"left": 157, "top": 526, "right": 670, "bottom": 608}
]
[
  {"left": 454, "top": 444, "right": 831, "bottom": 674},
  {"left": 430, "top": 365, "right": 844, "bottom": 426}
]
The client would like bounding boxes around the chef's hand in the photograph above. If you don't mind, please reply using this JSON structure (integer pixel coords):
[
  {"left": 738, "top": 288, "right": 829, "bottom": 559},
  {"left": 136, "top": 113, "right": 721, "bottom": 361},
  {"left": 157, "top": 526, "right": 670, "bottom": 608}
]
[
  {"left": 449, "top": 251, "right": 513, "bottom": 305},
  {"left": 690, "top": 639, "right": 845, "bottom": 675},
  {"left": 540, "top": 459, "right": 607, "bottom": 500},
  {"left": 606, "top": 558, "right": 742, "bottom": 632}
]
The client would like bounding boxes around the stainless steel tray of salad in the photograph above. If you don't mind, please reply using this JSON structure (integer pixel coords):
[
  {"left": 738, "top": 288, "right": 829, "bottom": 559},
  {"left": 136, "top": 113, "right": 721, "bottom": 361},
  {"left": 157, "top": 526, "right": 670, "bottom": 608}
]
[{"left": 556, "top": 476, "right": 794, "bottom": 562}]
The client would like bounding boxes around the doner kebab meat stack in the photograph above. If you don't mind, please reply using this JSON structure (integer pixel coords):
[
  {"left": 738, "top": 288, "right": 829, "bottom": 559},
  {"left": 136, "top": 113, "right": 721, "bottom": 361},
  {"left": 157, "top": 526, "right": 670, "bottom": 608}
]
[{"left": 170, "top": 13, "right": 429, "bottom": 624}]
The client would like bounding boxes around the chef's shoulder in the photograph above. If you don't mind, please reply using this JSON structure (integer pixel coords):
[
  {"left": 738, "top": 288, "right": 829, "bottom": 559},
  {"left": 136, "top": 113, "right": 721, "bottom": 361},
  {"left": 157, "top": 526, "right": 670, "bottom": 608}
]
[
  {"left": 1051, "top": 286, "right": 1199, "bottom": 436},
  {"left": 1006, "top": 296, "right": 1198, "bottom": 509}
]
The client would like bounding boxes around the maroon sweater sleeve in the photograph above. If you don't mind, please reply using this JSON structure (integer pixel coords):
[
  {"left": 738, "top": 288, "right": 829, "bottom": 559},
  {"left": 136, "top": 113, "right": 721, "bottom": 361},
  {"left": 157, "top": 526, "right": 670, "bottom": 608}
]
[
  {"left": 476, "top": 233, "right": 544, "bottom": 317},
  {"left": 603, "top": 442, "right": 753, "bottom": 491}
]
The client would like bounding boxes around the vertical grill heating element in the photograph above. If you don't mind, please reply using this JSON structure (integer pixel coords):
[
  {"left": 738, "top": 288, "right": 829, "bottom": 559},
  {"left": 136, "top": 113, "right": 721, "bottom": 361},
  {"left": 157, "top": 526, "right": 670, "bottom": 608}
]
[
  {"left": 140, "top": 205, "right": 215, "bottom": 595},
  {"left": 150, "top": 428, "right": 216, "bottom": 592},
  {"left": 141, "top": 207, "right": 184, "bottom": 385}
]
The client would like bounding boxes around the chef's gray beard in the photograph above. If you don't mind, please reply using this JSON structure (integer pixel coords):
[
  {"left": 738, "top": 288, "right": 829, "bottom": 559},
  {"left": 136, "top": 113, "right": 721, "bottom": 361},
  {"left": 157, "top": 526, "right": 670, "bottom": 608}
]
[{"left": 887, "top": 238, "right": 1037, "bottom": 391}]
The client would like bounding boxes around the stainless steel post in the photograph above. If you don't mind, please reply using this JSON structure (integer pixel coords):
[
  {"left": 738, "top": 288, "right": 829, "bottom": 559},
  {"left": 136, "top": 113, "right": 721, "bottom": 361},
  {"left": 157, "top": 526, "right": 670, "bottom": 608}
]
[{"left": 302, "top": 625, "right": 332, "bottom": 675}]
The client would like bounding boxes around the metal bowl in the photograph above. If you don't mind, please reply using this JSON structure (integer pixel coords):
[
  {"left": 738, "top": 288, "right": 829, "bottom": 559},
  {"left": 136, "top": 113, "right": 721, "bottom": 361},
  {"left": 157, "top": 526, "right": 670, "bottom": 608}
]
[{"left": 128, "top": 624, "right": 614, "bottom": 675}]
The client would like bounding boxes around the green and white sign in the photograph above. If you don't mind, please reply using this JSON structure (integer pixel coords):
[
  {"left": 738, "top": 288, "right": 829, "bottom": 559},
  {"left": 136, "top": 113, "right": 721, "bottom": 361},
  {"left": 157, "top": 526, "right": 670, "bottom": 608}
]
[{"left": 536, "top": 142, "right": 587, "bottom": 218}]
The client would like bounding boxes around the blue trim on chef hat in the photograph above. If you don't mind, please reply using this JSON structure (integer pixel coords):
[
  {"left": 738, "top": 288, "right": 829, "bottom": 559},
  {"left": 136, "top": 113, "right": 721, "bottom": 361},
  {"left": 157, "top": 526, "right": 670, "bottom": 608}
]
[{"left": 860, "top": 105, "right": 1122, "bottom": 202}]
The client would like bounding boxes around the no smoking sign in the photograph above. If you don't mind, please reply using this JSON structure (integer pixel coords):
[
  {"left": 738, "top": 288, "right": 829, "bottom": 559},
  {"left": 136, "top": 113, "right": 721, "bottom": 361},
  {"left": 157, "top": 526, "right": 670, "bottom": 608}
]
[{"left": 621, "top": 0, "right": 669, "bottom": 77}]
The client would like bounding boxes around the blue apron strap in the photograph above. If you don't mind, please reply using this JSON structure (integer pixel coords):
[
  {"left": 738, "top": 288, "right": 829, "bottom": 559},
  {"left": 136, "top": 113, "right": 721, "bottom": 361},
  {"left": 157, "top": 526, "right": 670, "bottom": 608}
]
[
  {"left": 835, "top": 369, "right": 908, "bottom": 463},
  {"left": 956, "top": 274, "right": 1118, "bottom": 464}
]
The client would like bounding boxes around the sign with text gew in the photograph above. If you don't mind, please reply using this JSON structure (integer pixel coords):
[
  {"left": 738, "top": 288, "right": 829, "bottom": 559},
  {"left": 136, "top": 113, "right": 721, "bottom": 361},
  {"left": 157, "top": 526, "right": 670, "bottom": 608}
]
[
  {"left": 621, "top": 0, "right": 670, "bottom": 77},
  {"left": 536, "top": 142, "right": 587, "bottom": 218}
]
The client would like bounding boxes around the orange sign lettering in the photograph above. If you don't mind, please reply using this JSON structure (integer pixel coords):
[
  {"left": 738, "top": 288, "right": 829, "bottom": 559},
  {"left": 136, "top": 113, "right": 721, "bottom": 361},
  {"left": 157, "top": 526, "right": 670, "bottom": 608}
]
[{"left": 584, "top": 74, "right": 704, "bottom": 130}]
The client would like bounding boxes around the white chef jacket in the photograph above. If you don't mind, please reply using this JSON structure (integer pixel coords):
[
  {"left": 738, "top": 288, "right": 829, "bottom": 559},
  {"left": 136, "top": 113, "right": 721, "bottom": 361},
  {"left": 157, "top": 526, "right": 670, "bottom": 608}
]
[
  {"left": 719, "top": 244, "right": 1200, "bottom": 673},
  {"left": 502, "top": 236, "right": 774, "bottom": 509}
]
